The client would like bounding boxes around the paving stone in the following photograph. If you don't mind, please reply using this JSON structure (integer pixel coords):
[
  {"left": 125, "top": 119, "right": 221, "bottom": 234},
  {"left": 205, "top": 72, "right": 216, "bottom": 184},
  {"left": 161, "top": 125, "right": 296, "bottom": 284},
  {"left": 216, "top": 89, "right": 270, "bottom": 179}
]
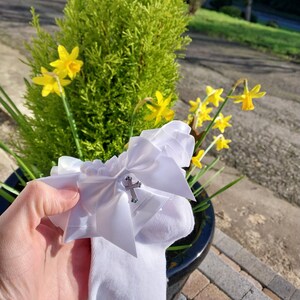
[
  {"left": 214, "top": 232, "right": 243, "bottom": 258},
  {"left": 233, "top": 248, "right": 276, "bottom": 286},
  {"left": 194, "top": 283, "right": 231, "bottom": 300},
  {"left": 263, "top": 288, "right": 281, "bottom": 300},
  {"left": 177, "top": 294, "right": 187, "bottom": 300},
  {"left": 213, "top": 228, "right": 226, "bottom": 245},
  {"left": 268, "top": 275, "right": 296, "bottom": 300},
  {"left": 210, "top": 245, "right": 221, "bottom": 255},
  {"left": 240, "top": 271, "right": 263, "bottom": 291},
  {"left": 241, "top": 287, "right": 270, "bottom": 300},
  {"left": 290, "top": 289, "right": 300, "bottom": 300},
  {"left": 198, "top": 251, "right": 252, "bottom": 299},
  {"left": 182, "top": 270, "right": 209, "bottom": 299},
  {"left": 220, "top": 253, "right": 241, "bottom": 272}
]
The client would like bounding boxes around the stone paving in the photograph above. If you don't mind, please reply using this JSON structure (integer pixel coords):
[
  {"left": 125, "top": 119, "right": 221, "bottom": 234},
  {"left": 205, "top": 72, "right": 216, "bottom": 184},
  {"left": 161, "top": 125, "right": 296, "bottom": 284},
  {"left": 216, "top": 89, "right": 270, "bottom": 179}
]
[{"left": 179, "top": 229, "right": 300, "bottom": 300}]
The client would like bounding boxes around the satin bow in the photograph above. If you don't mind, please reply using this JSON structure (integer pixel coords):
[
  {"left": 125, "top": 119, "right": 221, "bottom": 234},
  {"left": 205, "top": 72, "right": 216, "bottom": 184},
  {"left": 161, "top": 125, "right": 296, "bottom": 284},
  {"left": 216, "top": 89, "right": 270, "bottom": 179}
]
[{"left": 39, "top": 121, "right": 195, "bottom": 256}]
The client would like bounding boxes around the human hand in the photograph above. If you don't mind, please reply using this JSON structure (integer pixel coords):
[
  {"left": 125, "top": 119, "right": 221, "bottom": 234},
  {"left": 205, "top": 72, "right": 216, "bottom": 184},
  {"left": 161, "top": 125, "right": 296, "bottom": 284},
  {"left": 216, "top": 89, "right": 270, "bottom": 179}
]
[{"left": 0, "top": 181, "right": 91, "bottom": 300}]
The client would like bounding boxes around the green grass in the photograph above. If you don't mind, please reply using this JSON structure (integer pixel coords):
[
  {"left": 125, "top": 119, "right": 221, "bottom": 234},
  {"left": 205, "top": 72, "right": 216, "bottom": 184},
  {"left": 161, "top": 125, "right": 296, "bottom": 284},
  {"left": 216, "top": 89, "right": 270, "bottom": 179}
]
[{"left": 189, "top": 9, "right": 300, "bottom": 61}]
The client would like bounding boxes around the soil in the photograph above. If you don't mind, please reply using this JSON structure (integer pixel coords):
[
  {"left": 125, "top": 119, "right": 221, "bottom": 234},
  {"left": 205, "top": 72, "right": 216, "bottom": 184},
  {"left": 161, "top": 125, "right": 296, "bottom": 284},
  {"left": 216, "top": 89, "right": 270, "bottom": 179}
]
[{"left": 0, "top": 3, "right": 300, "bottom": 288}]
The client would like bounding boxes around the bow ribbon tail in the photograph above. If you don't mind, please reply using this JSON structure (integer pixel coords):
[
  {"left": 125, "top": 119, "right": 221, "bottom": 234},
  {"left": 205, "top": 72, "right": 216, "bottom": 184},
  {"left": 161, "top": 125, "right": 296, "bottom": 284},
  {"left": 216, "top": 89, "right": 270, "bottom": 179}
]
[
  {"left": 78, "top": 180, "right": 137, "bottom": 256},
  {"left": 131, "top": 188, "right": 170, "bottom": 236},
  {"left": 95, "top": 192, "right": 137, "bottom": 257}
]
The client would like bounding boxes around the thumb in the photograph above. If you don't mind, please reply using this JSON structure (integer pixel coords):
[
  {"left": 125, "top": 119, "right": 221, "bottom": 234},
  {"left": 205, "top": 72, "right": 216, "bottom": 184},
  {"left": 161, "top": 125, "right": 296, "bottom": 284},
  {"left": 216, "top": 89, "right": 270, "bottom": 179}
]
[{"left": 2, "top": 180, "right": 79, "bottom": 230}]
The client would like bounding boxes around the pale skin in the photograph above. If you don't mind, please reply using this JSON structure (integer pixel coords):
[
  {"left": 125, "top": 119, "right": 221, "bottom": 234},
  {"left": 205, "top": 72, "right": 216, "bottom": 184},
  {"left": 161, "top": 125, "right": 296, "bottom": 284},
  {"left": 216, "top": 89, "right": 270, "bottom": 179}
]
[{"left": 0, "top": 181, "right": 91, "bottom": 300}]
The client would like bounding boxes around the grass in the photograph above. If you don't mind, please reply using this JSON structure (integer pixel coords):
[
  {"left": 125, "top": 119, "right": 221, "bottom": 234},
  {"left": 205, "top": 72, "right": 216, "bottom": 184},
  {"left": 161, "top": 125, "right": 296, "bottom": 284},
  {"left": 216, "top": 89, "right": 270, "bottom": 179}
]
[{"left": 189, "top": 9, "right": 300, "bottom": 61}]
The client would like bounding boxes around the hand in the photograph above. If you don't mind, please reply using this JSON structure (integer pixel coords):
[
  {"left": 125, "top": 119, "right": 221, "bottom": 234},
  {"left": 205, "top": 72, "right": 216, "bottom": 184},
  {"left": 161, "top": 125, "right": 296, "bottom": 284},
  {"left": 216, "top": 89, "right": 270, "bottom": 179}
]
[{"left": 0, "top": 181, "right": 91, "bottom": 300}]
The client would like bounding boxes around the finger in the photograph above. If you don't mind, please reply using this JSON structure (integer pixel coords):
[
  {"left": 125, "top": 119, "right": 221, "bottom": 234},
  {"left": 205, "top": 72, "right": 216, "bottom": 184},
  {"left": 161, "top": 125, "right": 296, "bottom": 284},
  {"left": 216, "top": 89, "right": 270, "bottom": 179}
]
[{"left": 2, "top": 180, "right": 79, "bottom": 230}]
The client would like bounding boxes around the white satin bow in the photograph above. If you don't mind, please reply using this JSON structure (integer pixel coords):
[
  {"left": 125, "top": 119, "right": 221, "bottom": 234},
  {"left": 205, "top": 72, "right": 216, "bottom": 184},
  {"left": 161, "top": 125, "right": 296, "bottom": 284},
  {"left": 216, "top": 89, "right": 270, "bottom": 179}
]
[{"left": 39, "top": 120, "right": 195, "bottom": 256}]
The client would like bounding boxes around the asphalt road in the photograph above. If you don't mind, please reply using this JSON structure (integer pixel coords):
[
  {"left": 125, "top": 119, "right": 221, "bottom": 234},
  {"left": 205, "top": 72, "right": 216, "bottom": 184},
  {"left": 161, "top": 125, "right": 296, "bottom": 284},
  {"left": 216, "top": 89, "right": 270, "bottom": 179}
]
[
  {"left": 0, "top": 0, "right": 65, "bottom": 25},
  {"left": 254, "top": 10, "right": 300, "bottom": 31}
]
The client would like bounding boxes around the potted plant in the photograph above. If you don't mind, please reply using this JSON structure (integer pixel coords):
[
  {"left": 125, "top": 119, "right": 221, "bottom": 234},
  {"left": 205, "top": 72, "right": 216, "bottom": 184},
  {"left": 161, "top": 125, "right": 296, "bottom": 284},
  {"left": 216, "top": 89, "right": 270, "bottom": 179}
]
[{"left": 0, "top": 0, "right": 266, "bottom": 299}]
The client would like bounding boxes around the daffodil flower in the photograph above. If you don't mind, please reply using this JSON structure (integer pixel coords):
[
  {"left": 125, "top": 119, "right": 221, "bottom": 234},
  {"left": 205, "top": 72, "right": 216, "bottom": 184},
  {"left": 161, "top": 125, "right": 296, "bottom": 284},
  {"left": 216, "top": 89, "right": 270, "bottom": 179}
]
[
  {"left": 192, "top": 149, "right": 205, "bottom": 168},
  {"left": 206, "top": 86, "right": 224, "bottom": 107},
  {"left": 50, "top": 45, "right": 83, "bottom": 79},
  {"left": 214, "top": 135, "right": 231, "bottom": 151},
  {"left": 189, "top": 97, "right": 213, "bottom": 128},
  {"left": 186, "top": 113, "right": 194, "bottom": 125},
  {"left": 32, "top": 67, "right": 71, "bottom": 97},
  {"left": 230, "top": 84, "right": 266, "bottom": 111},
  {"left": 212, "top": 113, "right": 232, "bottom": 133},
  {"left": 189, "top": 97, "right": 201, "bottom": 112},
  {"left": 196, "top": 103, "right": 213, "bottom": 128},
  {"left": 144, "top": 91, "right": 175, "bottom": 125}
]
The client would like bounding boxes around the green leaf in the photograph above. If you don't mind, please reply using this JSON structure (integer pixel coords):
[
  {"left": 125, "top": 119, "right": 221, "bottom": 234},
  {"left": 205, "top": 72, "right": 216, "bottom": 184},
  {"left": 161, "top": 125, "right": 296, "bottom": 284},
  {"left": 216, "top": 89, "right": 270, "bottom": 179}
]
[
  {"left": 0, "top": 182, "right": 20, "bottom": 196},
  {"left": 0, "top": 187, "right": 15, "bottom": 203},
  {"left": 192, "top": 199, "right": 211, "bottom": 212},
  {"left": 193, "top": 202, "right": 211, "bottom": 213},
  {"left": 0, "top": 86, "right": 31, "bottom": 132},
  {"left": 194, "top": 166, "right": 225, "bottom": 197},
  {"left": 189, "top": 156, "right": 220, "bottom": 187},
  {"left": 0, "top": 141, "right": 36, "bottom": 180},
  {"left": 167, "top": 244, "right": 192, "bottom": 251},
  {"left": 208, "top": 175, "right": 244, "bottom": 200}
]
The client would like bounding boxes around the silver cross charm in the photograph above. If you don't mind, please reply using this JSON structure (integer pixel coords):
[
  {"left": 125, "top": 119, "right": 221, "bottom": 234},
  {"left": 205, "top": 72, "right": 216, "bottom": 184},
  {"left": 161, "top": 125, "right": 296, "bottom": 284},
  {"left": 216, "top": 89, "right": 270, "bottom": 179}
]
[{"left": 124, "top": 176, "right": 142, "bottom": 203}]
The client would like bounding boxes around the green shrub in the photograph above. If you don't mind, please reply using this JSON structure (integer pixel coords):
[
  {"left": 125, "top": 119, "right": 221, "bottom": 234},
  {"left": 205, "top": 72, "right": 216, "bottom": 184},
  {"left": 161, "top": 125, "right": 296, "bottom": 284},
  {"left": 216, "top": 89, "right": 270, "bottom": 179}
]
[
  {"left": 18, "top": 0, "right": 190, "bottom": 175},
  {"left": 219, "top": 6, "right": 241, "bottom": 18}
]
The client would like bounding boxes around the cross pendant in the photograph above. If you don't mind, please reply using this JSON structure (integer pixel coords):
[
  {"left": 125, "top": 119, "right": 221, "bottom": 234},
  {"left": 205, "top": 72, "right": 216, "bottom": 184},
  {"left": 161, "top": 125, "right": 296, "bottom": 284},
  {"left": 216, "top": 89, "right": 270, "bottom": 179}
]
[{"left": 124, "top": 176, "right": 142, "bottom": 203}]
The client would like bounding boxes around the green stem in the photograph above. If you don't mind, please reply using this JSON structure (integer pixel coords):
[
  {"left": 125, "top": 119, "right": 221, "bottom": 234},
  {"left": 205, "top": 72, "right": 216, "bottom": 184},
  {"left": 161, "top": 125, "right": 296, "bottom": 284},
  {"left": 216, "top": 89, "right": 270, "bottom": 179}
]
[
  {"left": 186, "top": 165, "right": 196, "bottom": 181},
  {"left": 189, "top": 156, "right": 220, "bottom": 188},
  {"left": 56, "top": 78, "right": 83, "bottom": 160},
  {"left": 61, "top": 92, "right": 83, "bottom": 159},
  {"left": 195, "top": 88, "right": 235, "bottom": 150},
  {"left": 194, "top": 166, "right": 225, "bottom": 197}
]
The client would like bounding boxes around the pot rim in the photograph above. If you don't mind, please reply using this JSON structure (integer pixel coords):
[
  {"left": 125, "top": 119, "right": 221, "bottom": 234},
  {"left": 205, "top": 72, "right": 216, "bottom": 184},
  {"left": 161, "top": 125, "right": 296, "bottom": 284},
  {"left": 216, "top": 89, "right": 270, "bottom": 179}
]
[{"left": 166, "top": 199, "right": 215, "bottom": 284}]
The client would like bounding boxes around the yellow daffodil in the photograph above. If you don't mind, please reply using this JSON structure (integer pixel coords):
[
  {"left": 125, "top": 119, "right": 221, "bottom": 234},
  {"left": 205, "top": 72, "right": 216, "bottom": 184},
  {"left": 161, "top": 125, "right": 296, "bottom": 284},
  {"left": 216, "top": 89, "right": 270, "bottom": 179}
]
[
  {"left": 212, "top": 113, "right": 232, "bottom": 133},
  {"left": 230, "top": 84, "right": 266, "bottom": 111},
  {"left": 206, "top": 86, "right": 224, "bottom": 107},
  {"left": 214, "top": 135, "right": 231, "bottom": 151},
  {"left": 50, "top": 45, "right": 83, "bottom": 79},
  {"left": 192, "top": 149, "right": 205, "bottom": 168},
  {"left": 144, "top": 91, "right": 175, "bottom": 125},
  {"left": 197, "top": 102, "right": 213, "bottom": 128},
  {"left": 189, "top": 97, "right": 212, "bottom": 127},
  {"left": 186, "top": 113, "right": 194, "bottom": 125},
  {"left": 32, "top": 67, "right": 71, "bottom": 97},
  {"left": 189, "top": 97, "right": 201, "bottom": 112}
]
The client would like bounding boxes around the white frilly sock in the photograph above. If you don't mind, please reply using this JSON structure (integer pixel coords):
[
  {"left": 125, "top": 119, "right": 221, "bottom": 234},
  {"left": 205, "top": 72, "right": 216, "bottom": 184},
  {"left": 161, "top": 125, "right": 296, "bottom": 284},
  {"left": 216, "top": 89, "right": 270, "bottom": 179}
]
[{"left": 88, "top": 196, "right": 194, "bottom": 300}]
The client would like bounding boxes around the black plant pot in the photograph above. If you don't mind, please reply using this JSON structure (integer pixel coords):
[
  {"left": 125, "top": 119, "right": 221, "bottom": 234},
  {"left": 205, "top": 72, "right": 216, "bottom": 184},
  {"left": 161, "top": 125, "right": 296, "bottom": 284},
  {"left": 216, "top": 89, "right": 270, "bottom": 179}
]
[
  {"left": 0, "top": 169, "right": 24, "bottom": 214},
  {"left": 0, "top": 171, "right": 214, "bottom": 300},
  {"left": 166, "top": 186, "right": 215, "bottom": 300}
]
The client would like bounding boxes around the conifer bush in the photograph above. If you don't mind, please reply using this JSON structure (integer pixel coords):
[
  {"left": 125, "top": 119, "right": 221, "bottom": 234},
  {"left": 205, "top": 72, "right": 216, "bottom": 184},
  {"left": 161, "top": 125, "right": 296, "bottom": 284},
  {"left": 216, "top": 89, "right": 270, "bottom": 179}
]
[{"left": 19, "top": 0, "right": 190, "bottom": 175}]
